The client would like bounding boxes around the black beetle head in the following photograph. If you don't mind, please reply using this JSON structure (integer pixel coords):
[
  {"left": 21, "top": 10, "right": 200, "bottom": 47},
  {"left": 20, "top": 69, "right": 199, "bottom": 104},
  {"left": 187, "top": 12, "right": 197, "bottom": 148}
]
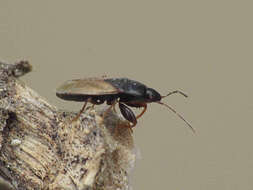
[{"left": 145, "top": 88, "right": 162, "bottom": 102}]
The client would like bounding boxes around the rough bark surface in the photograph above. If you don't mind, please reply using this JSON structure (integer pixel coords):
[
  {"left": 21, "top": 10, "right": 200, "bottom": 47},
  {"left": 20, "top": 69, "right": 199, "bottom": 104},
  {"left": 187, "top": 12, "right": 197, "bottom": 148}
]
[{"left": 0, "top": 61, "right": 135, "bottom": 190}]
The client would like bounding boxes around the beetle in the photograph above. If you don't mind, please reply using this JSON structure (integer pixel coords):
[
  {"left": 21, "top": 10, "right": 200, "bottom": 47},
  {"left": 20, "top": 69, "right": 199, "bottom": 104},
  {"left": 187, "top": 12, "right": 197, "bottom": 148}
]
[{"left": 56, "top": 77, "right": 195, "bottom": 133}]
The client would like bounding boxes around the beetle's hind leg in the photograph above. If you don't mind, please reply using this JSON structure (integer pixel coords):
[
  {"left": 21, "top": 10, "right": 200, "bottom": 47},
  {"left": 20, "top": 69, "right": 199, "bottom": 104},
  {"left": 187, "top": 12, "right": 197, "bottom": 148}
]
[{"left": 72, "top": 98, "right": 91, "bottom": 122}]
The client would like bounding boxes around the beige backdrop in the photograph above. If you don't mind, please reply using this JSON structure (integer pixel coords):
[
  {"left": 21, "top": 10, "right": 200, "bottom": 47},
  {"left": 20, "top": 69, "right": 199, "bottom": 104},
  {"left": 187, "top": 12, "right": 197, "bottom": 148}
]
[{"left": 1, "top": 1, "right": 253, "bottom": 189}]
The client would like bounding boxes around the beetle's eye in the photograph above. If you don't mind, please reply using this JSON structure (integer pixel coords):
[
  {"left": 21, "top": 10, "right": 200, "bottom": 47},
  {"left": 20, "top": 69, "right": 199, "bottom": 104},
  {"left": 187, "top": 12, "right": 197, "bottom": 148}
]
[{"left": 145, "top": 88, "right": 161, "bottom": 102}]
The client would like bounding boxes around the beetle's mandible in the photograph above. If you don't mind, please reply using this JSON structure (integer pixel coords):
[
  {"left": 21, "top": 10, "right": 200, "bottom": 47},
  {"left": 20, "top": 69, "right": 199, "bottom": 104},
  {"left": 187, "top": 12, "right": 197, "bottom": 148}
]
[{"left": 56, "top": 77, "right": 195, "bottom": 133}]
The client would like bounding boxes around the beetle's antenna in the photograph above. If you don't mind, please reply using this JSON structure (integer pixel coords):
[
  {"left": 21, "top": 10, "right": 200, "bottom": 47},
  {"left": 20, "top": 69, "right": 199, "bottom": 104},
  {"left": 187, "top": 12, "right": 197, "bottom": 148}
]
[
  {"left": 162, "top": 90, "right": 188, "bottom": 99},
  {"left": 156, "top": 101, "right": 195, "bottom": 133}
]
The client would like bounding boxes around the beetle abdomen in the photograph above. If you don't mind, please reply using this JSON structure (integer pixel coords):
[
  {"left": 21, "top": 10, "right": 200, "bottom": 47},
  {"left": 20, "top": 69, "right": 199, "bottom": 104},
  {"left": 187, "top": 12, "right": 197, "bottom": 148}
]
[{"left": 56, "top": 93, "right": 91, "bottom": 102}]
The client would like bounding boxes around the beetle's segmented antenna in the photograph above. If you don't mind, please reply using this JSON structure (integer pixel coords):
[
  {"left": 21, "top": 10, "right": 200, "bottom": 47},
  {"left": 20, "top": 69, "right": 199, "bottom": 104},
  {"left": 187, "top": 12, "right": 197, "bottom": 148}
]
[
  {"left": 157, "top": 101, "right": 195, "bottom": 133},
  {"left": 162, "top": 90, "right": 188, "bottom": 98}
]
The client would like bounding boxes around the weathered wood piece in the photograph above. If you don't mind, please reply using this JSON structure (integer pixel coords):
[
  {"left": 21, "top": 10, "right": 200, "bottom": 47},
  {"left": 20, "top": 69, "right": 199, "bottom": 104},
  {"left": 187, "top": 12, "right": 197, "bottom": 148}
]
[{"left": 0, "top": 61, "right": 135, "bottom": 190}]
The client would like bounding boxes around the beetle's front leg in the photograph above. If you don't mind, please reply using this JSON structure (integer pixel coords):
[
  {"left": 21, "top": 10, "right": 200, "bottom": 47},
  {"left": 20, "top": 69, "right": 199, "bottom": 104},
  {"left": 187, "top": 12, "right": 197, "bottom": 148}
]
[{"left": 136, "top": 104, "right": 147, "bottom": 119}]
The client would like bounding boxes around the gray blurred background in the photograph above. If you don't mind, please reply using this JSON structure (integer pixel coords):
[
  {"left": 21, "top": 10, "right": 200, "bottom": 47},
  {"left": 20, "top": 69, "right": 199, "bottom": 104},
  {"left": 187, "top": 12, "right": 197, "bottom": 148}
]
[{"left": 1, "top": 1, "right": 253, "bottom": 189}]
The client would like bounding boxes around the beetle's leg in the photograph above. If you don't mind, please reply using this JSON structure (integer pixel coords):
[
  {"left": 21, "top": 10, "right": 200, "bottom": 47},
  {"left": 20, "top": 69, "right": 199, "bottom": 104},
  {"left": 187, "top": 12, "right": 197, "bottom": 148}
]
[
  {"left": 90, "top": 104, "right": 95, "bottom": 109},
  {"left": 72, "top": 100, "right": 89, "bottom": 122},
  {"left": 112, "top": 103, "right": 117, "bottom": 112},
  {"left": 114, "top": 121, "right": 133, "bottom": 134},
  {"left": 85, "top": 104, "right": 95, "bottom": 111},
  {"left": 136, "top": 104, "right": 147, "bottom": 119},
  {"left": 101, "top": 74, "right": 108, "bottom": 79},
  {"left": 102, "top": 100, "right": 118, "bottom": 119},
  {"left": 119, "top": 103, "right": 137, "bottom": 128}
]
